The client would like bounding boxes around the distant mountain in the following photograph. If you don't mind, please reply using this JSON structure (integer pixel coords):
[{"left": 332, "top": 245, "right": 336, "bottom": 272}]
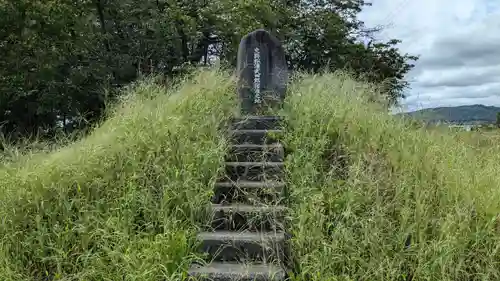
[{"left": 403, "top": 105, "right": 500, "bottom": 124}]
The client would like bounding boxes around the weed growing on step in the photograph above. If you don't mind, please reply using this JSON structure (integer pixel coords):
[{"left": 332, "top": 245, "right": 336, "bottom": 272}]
[
  {"left": 0, "top": 70, "right": 237, "bottom": 280},
  {"left": 282, "top": 72, "right": 500, "bottom": 281}
]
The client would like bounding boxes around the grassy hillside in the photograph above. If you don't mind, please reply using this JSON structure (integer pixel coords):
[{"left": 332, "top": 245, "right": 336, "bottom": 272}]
[
  {"left": 404, "top": 104, "right": 500, "bottom": 124},
  {"left": 2, "top": 70, "right": 500, "bottom": 280},
  {"left": 0, "top": 70, "right": 237, "bottom": 280},
  {"left": 282, "top": 72, "right": 500, "bottom": 280}
]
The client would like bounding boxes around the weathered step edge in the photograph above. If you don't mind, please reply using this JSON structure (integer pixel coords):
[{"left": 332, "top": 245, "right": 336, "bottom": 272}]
[
  {"left": 212, "top": 180, "right": 286, "bottom": 205},
  {"left": 211, "top": 204, "right": 287, "bottom": 213},
  {"left": 207, "top": 204, "right": 286, "bottom": 232},
  {"left": 227, "top": 144, "right": 284, "bottom": 162},
  {"left": 188, "top": 262, "right": 287, "bottom": 281},
  {"left": 223, "top": 162, "right": 284, "bottom": 182},
  {"left": 229, "top": 129, "right": 284, "bottom": 145},
  {"left": 231, "top": 116, "right": 284, "bottom": 130},
  {"left": 215, "top": 181, "right": 285, "bottom": 189},
  {"left": 197, "top": 231, "right": 286, "bottom": 263},
  {"left": 225, "top": 162, "right": 284, "bottom": 167}
]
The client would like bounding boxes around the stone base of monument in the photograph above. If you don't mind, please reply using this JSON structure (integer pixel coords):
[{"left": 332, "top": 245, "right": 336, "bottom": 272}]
[
  {"left": 238, "top": 91, "right": 285, "bottom": 116},
  {"left": 188, "top": 116, "right": 290, "bottom": 281}
]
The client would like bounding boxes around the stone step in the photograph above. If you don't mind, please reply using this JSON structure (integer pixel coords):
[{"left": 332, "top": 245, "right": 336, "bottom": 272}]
[
  {"left": 227, "top": 144, "right": 284, "bottom": 163},
  {"left": 231, "top": 116, "right": 283, "bottom": 130},
  {"left": 188, "top": 262, "right": 286, "bottom": 281},
  {"left": 207, "top": 204, "right": 286, "bottom": 232},
  {"left": 197, "top": 231, "right": 286, "bottom": 263},
  {"left": 212, "top": 181, "right": 286, "bottom": 205},
  {"left": 229, "top": 129, "right": 283, "bottom": 145},
  {"left": 223, "top": 162, "right": 284, "bottom": 182}
]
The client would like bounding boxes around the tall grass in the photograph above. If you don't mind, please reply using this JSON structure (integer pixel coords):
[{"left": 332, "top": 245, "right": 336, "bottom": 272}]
[
  {"left": 282, "top": 72, "right": 500, "bottom": 281},
  {"left": 3, "top": 69, "right": 500, "bottom": 281},
  {"left": 0, "top": 70, "right": 237, "bottom": 280}
]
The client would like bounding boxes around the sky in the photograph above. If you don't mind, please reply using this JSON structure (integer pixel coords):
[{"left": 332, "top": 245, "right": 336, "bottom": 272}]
[{"left": 358, "top": 0, "right": 500, "bottom": 112}]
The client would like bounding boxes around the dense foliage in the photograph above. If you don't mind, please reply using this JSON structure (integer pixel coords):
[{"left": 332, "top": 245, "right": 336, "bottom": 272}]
[{"left": 0, "top": 0, "right": 417, "bottom": 139}]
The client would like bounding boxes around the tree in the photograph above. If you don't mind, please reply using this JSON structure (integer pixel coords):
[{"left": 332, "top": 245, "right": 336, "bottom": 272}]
[{"left": 0, "top": 0, "right": 418, "bottom": 141}]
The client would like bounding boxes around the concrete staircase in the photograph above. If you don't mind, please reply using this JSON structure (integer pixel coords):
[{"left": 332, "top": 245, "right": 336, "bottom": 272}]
[{"left": 188, "top": 116, "right": 289, "bottom": 281}]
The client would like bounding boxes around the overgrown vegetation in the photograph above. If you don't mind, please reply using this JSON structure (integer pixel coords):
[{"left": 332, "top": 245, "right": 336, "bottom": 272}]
[
  {"left": 2, "top": 69, "right": 500, "bottom": 280},
  {"left": 0, "top": 70, "right": 236, "bottom": 280},
  {"left": 0, "top": 0, "right": 417, "bottom": 140},
  {"left": 282, "top": 72, "right": 500, "bottom": 281}
]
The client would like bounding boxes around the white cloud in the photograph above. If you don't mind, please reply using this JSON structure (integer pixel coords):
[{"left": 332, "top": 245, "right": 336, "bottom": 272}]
[{"left": 358, "top": 0, "right": 500, "bottom": 112}]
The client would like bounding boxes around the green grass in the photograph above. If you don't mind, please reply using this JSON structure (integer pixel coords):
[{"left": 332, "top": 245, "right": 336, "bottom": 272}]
[
  {"left": 282, "top": 72, "right": 500, "bottom": 280},
  {"left": 0, "top": 70, "right": 237, "bottom": 280},
  {"left": 2, "top": 69, "right": 500, "bottom": 280}
]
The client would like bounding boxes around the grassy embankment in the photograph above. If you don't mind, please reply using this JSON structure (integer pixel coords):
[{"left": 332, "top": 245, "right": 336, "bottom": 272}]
[
  {"left": 283, "top": 72, "right": 500, "bottom": 280},
  {"left": 2, "top": 70, "right": 500, "bottom": 280},
  {"left": 0, "top": 70, "right": 237, "bottom": 280}
]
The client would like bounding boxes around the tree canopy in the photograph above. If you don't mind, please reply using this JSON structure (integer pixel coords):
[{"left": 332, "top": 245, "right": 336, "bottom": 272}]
[{"left": 0, "top": 0, "right": 418, "bottom": 140}]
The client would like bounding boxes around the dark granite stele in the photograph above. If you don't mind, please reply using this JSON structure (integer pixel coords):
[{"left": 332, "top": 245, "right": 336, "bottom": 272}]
[{"left": 236, "top": 29, "right": 288, "bottom": 115}]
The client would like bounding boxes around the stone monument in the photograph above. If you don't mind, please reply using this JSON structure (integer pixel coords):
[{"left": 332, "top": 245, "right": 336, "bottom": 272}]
[{"left": 236, "top": 29, "right": 288, "bottom": 115}]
